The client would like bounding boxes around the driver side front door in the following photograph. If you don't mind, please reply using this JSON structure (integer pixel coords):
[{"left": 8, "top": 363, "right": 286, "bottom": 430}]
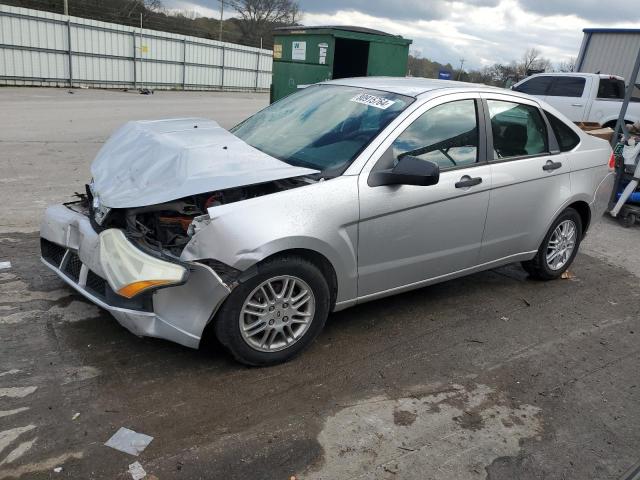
[{"left": 356, "top": 94, "right": 492, "bottom": 300}]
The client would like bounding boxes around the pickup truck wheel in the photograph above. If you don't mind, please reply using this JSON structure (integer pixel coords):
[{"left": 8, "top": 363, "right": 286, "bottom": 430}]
[
  {"left": 603, "top": 120, "right": 633, "bottom": 129},
  {"left": 522, "top": 208, "right": 582, "bottom": 280},
  {"left": 619, "top": 212, "right": 636, "bottom": 228},
  {"left": 214, "top": 256, "right": 330, "bottom": 366}
]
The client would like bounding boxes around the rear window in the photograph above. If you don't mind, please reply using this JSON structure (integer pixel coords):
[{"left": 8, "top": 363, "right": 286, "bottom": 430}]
[
  {"left": 545, "top": 111, "right": 580, "bottom": 151},
  {"left": 487, "top": 100, "right": 548, "bottom": 159},
  {"left": 597, "top": 78, "right": 625, "bottom": 99},
  {"left": 547, "top": 77, "right": 586, "bottom": 97},
  {"left": 513, "top": 76, "right": 553, "bottom": 95}
]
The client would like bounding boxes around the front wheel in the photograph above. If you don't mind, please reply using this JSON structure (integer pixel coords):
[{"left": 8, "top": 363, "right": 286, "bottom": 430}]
[
  {"left": 522, "top": 208, "right": 582, "bottom": 280},
  {"left": 214, "top": 256, "right": 330, "bottom": 366}
]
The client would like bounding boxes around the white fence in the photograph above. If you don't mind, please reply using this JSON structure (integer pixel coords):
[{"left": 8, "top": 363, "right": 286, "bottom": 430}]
[{"left": 0, "top": 4, "right": 273, "bottom": 91}]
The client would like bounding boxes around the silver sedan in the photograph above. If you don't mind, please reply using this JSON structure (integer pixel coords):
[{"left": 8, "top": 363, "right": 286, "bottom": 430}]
[{"left": 40, "top": 77, "right": 614, "bottom": 365}]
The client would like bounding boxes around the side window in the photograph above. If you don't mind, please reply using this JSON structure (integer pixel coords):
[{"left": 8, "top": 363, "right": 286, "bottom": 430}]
[
  {"left": 513, "top": 76, "right": 553, "bottom": 95},
  {"left": 597, "top": 78, "right": 625, "bottom": 99},
  {"left": 545, "top": 111, "right": 580, "bottom": 151},
  {"left": 391, "top": 99, "right": 478, "bottom": 170},
  {"left": 487, "top": 100, "right": 548, "bottom": 160},
  {"left": 547, "top": 77, "right": 586, "bottom": 97}
]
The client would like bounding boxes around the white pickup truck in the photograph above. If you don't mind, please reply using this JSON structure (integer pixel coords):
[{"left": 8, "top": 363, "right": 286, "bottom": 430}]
[{"left": 512, "top": 72, "right": 639, "bottom": 127}]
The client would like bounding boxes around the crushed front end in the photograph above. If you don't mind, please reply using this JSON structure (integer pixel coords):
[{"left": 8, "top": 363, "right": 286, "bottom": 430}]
[
  {"left": 39, "top": 118, "right": 319, "bottom": 348},
  {"left": 39, "top": 195, "right": 232, "bottom": 348}
]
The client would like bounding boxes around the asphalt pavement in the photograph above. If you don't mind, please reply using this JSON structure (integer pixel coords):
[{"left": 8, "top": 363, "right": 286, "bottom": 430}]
[{"left": 0, "top": 88, "right": 639, "bottom": 480}]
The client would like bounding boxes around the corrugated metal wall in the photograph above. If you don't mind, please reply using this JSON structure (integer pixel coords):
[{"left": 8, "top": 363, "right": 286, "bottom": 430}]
[
  {"left": 577, "top": 31, "right": 640, "bottom": 84},
  {"left": 0, "top": 4, "right": 273, "bottom": 91}
]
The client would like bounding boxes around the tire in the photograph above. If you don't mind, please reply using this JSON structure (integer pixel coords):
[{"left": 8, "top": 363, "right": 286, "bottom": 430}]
[
  {"left": 619, "top": 213, "right": 636, "bottom": 228},
  {"left": 603, "top": 120, "right": 633, "bottom": 129},
  {"left": 521, "top": 208, "right": 583, "bottom": 281},
  {"left": 214, "top": 256, "right": 330, "bottom": 366}
]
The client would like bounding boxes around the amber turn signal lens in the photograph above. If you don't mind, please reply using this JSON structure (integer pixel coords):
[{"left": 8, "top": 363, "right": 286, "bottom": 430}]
[{"left": 117, "top": 280, "right": 172, "bottom": 298}]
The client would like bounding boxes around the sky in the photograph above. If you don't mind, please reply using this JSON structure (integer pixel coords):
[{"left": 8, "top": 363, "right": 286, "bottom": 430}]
[{"left": 164, "top": 0, "right": 640, "bottom": 69}]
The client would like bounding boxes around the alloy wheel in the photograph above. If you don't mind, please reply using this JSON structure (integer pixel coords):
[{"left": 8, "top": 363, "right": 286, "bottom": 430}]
[
  {"left": 239, "top": 275, "right": 316, "bottom": 352},
  {"left": 545, "top": 219, "right": 577, "bottom": 271}
]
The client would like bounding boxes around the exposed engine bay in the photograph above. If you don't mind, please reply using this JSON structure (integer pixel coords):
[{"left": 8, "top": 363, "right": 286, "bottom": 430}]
[{"left": 78, "top": 177, "right": 315, "bottom": 257}]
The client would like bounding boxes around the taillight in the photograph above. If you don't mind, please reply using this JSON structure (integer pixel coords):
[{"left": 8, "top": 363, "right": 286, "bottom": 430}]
[{"left": 608, "top": 152, "right": 616, "bottom": 170}]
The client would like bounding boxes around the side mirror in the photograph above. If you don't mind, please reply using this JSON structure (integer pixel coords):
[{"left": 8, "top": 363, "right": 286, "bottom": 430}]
[{"left": 369, "top": 155, "right": 440, "bottom": 187}]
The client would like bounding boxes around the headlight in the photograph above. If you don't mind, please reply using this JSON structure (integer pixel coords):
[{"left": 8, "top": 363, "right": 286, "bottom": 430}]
[{"left": 99, "top": 229, "right": 188, "bottom": 298}]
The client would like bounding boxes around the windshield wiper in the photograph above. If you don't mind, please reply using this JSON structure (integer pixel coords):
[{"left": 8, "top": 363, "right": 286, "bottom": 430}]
[{"left": 283, "top": 156, "right": 322, "bottom": 170}]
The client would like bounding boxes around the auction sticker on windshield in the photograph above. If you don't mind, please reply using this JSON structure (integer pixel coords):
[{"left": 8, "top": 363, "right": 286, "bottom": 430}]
[{"left": 350, "top": 93, "right": 396, "bottom": 110}]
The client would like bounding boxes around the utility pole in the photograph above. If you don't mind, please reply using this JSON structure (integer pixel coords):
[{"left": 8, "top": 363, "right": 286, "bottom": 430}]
[
  {"left": 218, "top": 0, "right": 224, "bottom": 42},
  {"left": 139, "top": 12, "right": 143, "bottom": 90},
  {"left": 457, "top": 58, "right": 465, "bottom": 80},
  {"left": 63, "top": 0, "right": 68, "bottom": 15}
]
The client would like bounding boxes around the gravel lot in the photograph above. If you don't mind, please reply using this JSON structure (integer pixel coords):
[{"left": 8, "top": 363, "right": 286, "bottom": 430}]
[{"left": 0, "top": 87, "right": 639, "bottom": 480}]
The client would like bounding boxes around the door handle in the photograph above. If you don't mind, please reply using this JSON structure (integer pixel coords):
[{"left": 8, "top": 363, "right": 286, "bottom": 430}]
[
  {"left": 542, "top": 160, "right": 562, "bottom": 171},
  {"left": 455, "top": 176, "right": 482, "bottom": 188},
  {"left": 571, "top": 103, "right": 583, "bottom": 107}
]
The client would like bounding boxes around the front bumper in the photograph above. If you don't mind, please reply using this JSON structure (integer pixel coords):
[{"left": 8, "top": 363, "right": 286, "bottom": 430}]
[{"left": 40, "top": 204, "right": 231, "bottom": 348}]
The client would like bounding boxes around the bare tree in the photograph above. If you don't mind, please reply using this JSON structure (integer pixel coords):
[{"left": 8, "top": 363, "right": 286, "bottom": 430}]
[
  {"left": 123, "top": 0, "right": 163, "bottom": 23},
  {"left": 144, "top": 0, "right": 162, "bottom": 10},
  {"left": 229, "top": 0, "right": 300, "bottom": 46},
  {"left": 520, "top": 48, "right": 540, "bottom": 73},
  {"left": 519, "top": 47, "right": 550, "bottom": 76},
  {"left": 556, "top": 57, "right": 576, "bottom": 73}
]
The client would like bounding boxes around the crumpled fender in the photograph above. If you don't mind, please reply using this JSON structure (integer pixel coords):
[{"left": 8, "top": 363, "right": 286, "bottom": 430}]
[{"left": 180, "top": 176, "right": 360, "bottom": 305}]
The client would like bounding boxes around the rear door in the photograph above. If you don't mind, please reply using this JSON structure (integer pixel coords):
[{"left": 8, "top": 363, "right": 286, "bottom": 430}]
[
  {"left": 479, "top": 93, "right": 571, "bottom": 263},
  {"left": 544, "top": 76, "right": 590, "bottom": 122}
]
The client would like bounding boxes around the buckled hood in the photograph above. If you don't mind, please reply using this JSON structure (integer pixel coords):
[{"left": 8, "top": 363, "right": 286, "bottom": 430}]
[{"left": 90, "top": 118, "right": 319, "bottom": 208}]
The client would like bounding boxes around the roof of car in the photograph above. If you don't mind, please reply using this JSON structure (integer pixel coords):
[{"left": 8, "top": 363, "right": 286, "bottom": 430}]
[
  {"left": 321, "top": 76, "right": 501, "bottom": 97},
  {"left": 518, "top": 72, "right": 625, "bottom": 82}
]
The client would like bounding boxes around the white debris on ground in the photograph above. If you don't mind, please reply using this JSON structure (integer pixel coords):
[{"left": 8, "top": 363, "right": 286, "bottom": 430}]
[
  {"left": 0, "top": 261, "right": 11, "bottom": 269},
  {"left": 128, "top": 461, "right": 147, "bottom": 480},
  {"left": 104, "top": 427, "right": 154, "bottom": 456}
]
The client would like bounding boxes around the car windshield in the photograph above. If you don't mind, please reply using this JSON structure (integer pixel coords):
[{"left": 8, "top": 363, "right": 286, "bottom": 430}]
[{"left": 231, "top": 84, "right": 414, "bottom": 176}]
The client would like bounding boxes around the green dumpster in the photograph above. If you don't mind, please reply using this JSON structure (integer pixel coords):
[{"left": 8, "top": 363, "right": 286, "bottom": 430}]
[{"left": 270, "top": 26, "right": 412, "bottom": 102}]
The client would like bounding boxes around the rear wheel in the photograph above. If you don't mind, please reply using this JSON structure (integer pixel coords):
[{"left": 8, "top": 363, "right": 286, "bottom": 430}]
[
  {"left": 214, "top": 256, "right": 330, "bottom": 366},
  {"left": 522, "top": 208, "right": 582, "bottom": 280}
]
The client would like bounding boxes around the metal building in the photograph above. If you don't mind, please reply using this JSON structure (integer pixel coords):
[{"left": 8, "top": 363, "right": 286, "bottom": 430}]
[{"left": 577, "top": 28, "right": 640, "bottom": 88}]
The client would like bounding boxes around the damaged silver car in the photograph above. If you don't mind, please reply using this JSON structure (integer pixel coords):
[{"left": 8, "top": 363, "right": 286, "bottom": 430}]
[{"left": 40, "top": 77, "right": 614, "bottom": 365}]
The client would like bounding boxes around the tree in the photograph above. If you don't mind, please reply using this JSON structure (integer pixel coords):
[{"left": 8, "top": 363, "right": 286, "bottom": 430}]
[
  {"left": 519, "top": 47, "right": 551, "bottom": 76},
  {"left": 556, "top": 57, "right": 576, "bottom": 73},
  {"left": 228, "top": 0, "right": 300, "bottom": 46},
  {"left": 407, "top": 51, "right": 454, "bottom": 79},
  {"left": 121, "top": 0, "right": 164, "bottom": 26}
]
